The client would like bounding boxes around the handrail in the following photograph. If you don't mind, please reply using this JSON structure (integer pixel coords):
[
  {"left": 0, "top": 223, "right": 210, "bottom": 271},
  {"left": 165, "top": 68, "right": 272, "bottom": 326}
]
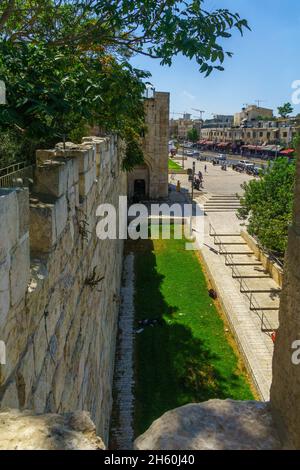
[
  {"left": 0, "top": 161, "right": 33, "bottom": 188},
  {"left": 209, "top": 222, "right": 275, "bottom": 338}
]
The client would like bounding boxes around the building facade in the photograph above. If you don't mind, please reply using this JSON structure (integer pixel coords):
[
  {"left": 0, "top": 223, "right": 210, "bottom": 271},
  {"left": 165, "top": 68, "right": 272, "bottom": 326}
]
[
  {"left": 234, "top": 105, "right": 274, "bottom": 126},
  {"left": 201, "top": 120, "right": 296, "bottom": 146},
  {"left": 127, "top": 91, "right": 170, "bottom": 200}
]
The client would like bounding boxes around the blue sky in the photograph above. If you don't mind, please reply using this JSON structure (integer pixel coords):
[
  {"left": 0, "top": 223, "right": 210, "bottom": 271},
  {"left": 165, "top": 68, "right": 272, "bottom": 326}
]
[{"left": 131, "top": 0, "right": 300, "bottom": 118}]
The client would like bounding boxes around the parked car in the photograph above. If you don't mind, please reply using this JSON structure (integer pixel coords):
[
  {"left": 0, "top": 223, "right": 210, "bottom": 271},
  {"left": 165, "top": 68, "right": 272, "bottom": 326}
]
[
  {"left": 186, "top": 150, "right": 194, "bottom": 156},
  {"left": 217, "top": 154, "right": 227, "bottom": 161}
]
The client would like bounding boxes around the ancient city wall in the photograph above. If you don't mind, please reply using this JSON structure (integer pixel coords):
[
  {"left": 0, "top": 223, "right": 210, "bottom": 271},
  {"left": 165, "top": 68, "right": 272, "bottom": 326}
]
[{"left": 0, "top": 136, "right": 127, "bottom": 444}]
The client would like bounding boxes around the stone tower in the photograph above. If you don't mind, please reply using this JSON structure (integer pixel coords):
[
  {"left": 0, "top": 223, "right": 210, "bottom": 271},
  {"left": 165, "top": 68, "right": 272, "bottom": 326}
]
[{"left": 127, "top": 91, "right": 169, "bottom": 200}]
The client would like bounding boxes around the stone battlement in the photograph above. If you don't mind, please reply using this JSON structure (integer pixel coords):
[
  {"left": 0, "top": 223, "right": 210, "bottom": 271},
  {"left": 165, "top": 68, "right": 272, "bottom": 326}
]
[{"left": 0, "top": 135, "right": 127, "bottom": 445}]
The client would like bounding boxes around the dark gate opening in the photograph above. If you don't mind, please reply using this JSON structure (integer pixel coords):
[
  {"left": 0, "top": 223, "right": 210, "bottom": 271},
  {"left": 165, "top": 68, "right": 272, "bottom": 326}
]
[{"left": 134, "top": 179, "right": 146, "bottom": 200}]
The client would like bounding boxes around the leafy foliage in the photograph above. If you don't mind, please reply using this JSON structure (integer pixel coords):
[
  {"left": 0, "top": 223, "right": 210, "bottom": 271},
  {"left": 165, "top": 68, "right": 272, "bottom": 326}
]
[
  {"left": 187, "top": 127, "right": 199, "bottom": 142},
  {"left": 238, "top": 158, "right": 296, "bottom": 255},
  {"left": 0, "top": 41, "right": 148, "bottom": 166},
  {"left": 278, "top": 102, "right": 294, "bottom": 118},
  {"left": 0, "top": 1, "right": 249, "bottom": 169},
  {"left": 0, "top": 1, "right": 250, "bottom": 75}
]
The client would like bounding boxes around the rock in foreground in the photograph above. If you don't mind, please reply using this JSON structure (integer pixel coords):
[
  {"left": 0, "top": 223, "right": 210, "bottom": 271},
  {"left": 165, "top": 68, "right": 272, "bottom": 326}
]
[
  {"left": 134, "top": 399, "right": 281, "bottom": 450},
  {"left": 0, "top": 409, "right": 105, "bottom": 450}
]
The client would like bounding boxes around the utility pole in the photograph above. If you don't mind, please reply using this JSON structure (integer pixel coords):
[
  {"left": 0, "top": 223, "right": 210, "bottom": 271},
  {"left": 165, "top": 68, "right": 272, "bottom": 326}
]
[
  {"left": 192, "top": 108, "right": 205, "bottom": 140},
  {"left": 191, "top": 161, "right": 196, "bottom": 201},
  {"left": 255, "top": 99, "right": 266, "bottom": 108}
]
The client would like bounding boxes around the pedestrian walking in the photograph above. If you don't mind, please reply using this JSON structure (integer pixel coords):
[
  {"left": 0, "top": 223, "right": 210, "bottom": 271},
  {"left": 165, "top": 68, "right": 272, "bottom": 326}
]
[{"left": 204, "top": 164, "right": 207, "bottom": 173}]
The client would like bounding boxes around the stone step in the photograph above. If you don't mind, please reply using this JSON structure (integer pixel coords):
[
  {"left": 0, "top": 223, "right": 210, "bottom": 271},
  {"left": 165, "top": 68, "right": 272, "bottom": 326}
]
[
  {"left": 219, "top": 245, "right": 254, "bottom": 255},
  {"left": 240, "top": 277, "right": 281, "bottom": 294},
  {"left": 209, "top": 198, "right": 239, "bottom": 201},
  {"left": 232, "top": 265, "right": 270, "bottom": 278},
  {"left": 204, "top": 209, "right": 241, "bottom": 213},
  {"left": 225, "top": 254, "right": 262, "bottom": 266},
  {"left": 214, "top": 236, "right": 246, "bottom": 245},
  {"left": 205, "top": 204, "right": 241, "bottom": 208},
  {"left": 250, "top": 292, "right": 281, "bottom": 311},
  {"left": 260, "top": 310, "right": 279, "bottom": 330},
  {"left": 204, "top": 204, "right": 241, "bottom": 208}
]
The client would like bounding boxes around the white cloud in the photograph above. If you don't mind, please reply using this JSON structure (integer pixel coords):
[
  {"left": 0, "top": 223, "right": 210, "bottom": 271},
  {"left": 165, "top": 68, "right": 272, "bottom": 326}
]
[{"left": 182, "top": 90, "right": 195, "bottom": 101}]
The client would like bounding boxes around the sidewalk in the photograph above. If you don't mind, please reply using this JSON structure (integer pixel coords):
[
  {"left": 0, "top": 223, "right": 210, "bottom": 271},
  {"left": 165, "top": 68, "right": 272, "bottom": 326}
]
[{"left": 197, "top": 209, "right": 275, "bottom": 401}]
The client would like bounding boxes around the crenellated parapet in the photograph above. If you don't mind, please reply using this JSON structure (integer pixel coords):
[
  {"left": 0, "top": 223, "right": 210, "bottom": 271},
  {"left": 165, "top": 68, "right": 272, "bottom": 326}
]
[{"left": 0, "top": 135, "right": 127, "bottom": 445}]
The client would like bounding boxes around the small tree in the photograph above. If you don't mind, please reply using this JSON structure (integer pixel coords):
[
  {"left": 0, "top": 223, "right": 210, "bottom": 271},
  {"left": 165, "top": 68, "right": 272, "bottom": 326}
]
[
  {"left": 187, "top": 128, "right": 199, "bottom": 143},
  {"left": 278, "top": 102, "right": 294, "bottom": 118},
  {"left": 238, "top": 158, "right": 296, "bottom": 255}
]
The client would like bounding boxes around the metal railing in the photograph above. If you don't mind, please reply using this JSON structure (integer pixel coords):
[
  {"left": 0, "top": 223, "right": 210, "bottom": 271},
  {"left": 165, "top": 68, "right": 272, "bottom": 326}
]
[
  {"left": 0, "top": 161, "right": 33, "bottom": 188},
  {"left": 209, "top": 222, "right": 276, "bottom": 338}
]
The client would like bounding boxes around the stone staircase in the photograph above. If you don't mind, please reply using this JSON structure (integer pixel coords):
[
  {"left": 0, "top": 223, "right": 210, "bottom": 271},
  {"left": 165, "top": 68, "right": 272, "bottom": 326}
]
[
  {"left": 209, "top": 230, "right": 281, "bottom": 332},
  {"left": 204, "top": 194, "right": 241, "bottom": 213}
]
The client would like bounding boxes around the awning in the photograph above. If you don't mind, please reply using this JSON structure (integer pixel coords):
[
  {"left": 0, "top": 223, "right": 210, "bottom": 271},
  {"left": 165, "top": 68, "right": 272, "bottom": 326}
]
[
  {"left": 280, "top": 148, "right": 295, "bottom": 156},
  {"left": 217, "top": 142, "right": 231, "bottom": 148},
  {"left": 242, "top": 144, "right": 264, "bottom": 151},
  {"left": 261, "top": 145, "right": 283, "bottom": 152},
  {"left": 204, "top": 140, "right": 215, "bottom": 145},
  {"left": 197, "top": 139, "right": 207, "bottom": 145}
]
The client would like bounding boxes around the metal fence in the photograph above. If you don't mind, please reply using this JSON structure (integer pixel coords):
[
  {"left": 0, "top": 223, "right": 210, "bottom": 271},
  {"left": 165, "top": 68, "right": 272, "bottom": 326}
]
[
  {"left": 209, "top": 222, "right": 276, "bottom": 338},
  {"left": 0, "top": 161, "right": 33, "bottom": 188}
]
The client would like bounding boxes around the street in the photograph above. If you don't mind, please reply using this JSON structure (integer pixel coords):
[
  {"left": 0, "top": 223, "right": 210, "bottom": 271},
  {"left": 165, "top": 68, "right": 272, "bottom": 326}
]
[{"left": 169, "top": 155, "right": 255, "bottom": 196}]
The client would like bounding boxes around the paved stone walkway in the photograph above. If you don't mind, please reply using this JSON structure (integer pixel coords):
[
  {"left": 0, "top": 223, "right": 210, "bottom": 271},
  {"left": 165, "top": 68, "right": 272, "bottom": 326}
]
[
  {"left": 110, "top": 253, "right": 135, "bottom": 449},
  {"left": 195, "top": 203, "right": 278, "bottom": 401}
]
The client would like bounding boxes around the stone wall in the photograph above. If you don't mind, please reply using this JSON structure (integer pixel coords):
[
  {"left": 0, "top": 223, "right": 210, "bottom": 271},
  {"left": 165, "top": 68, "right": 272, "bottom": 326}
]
[
  {"left": 270, "top": 144, "right": 300, "bottom": 449},
  {"left": 0, "top": 136, "right": 127, "bottom": 445}
]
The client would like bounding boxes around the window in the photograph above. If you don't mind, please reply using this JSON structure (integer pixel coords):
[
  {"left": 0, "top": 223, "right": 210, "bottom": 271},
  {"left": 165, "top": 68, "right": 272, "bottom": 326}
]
[
  {"left": 260, "top": 132, "right": 263, "bottom": 137},
  {"left": 283, "top": 132, "right": 287, "bottom": 137}
]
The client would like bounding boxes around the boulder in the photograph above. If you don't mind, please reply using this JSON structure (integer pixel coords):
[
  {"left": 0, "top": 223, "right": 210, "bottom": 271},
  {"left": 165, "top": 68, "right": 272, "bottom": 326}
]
[
  {"left": 0, "top": 409, "right": 105, "bottom": 450},
  {"left": 134, "top": 399, "right": 282, "bottom": 450}
]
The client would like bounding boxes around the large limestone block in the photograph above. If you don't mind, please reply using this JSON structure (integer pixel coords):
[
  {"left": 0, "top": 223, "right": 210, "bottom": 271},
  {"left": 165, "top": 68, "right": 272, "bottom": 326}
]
[
  {"left": 16, "top": 188, "right": 29, "bottom": 238},
  {"left": 54, "top": 195, "right": 68, "bottom": 240},
  {"left": 0, "top": 255, "right": 10, "bottom": 325},
  {"left": 30, "top": 202, "right": 56, "bottom": 254},
  {"left": 0, "top": 409, "right": 105, "bottom": 450},
  {"left": 0, "top": 189, "right": 19, "bottom": 260},
  {"left": 36, "top": 149, "right": 63, "bottom": 164},
  {"left": 134, "top": 400, "right": 282, "bottom": 450},
  {"left": 79, "top": 163, "right": 96, "bottom": 197},
  {"left": 34, "top": 161, "right": 68, "bottom": 198},
  {"left": 9, "top": 234, "right": 30, "bottom": 307}
]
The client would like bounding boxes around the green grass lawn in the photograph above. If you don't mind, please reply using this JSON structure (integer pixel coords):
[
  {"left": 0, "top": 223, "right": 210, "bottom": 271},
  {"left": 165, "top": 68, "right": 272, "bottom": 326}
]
[
  {"left": 133, "top": 230, "right": 254, "bottom": 436},
  {"left": 168, "top": 158, "right": 182, "bottom": 170}
]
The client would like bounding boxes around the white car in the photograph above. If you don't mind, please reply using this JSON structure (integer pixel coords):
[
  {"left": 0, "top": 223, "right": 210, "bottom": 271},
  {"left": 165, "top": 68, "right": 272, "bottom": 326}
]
[
  {"left": 217, "top": 154, "right": 227, "bottom": 160},
  {"left": 186, "top": 150, "right": 194, "bottom": 156}
]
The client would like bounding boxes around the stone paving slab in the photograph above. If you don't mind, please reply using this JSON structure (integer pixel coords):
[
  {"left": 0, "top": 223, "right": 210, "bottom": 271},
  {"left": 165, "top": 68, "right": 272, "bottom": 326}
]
[
  {"left": 240, "top": 277, "right": 281, "bottom": 293},
  {"left": 226, "top": 254, "right": 262, "bottom": 266},
  {"left": 251, "top": 292, "right": 280, "bottom": 310},
  {"left": 215, "top": 236, "right": 247, "bottom": 245},
  {"left": 232, "top": 265, "right": 270, "bottom": 278},
  {"left": 220, "top": 245, "right": 253, "bottom": 254}
]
